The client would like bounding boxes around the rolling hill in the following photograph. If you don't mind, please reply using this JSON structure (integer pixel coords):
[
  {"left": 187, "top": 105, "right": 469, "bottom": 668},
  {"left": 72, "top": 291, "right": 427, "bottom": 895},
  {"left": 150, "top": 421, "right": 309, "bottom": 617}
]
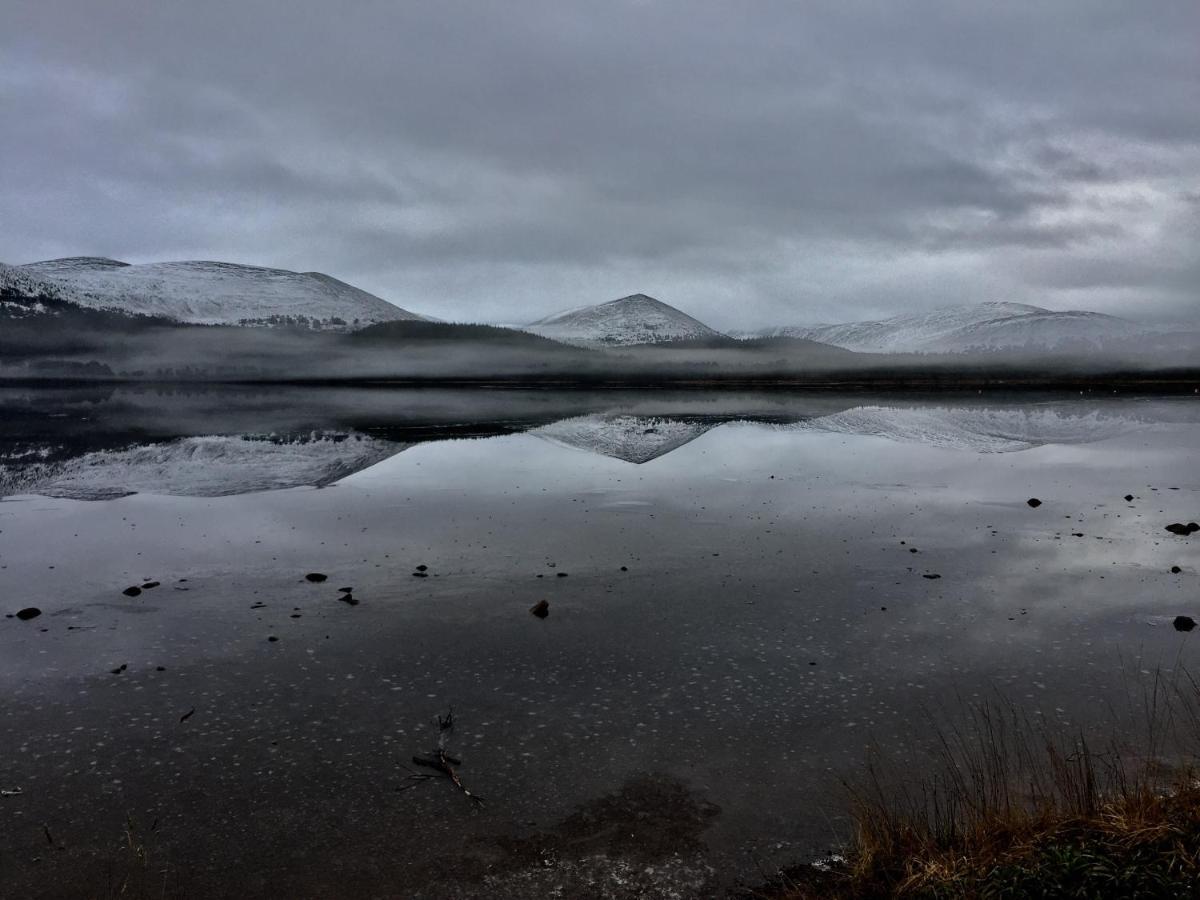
[
  {"left": 527, "top": 293, "right": 724, "bottom": 346},
  {"left": 15, "top": 257, "right": 430, "bottom": 329}
]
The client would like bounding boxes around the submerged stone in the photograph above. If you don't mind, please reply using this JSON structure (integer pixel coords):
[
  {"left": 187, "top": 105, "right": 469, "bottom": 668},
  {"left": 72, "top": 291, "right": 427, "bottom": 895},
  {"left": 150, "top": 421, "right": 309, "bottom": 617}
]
[
  {"left": 16, "top": 607, "right": 41, "bottom": 621},
  {"left": 1027, "top": 498, "right": 1042, "bottom": 508},
  {"left": 1173, "top": 616, "right": 1196, "bottom": 632},
  {"left": 304, "top": 572, "right": 328, "bottom": 582},
  {"left": 122, "top": 586, "right": 142, "bottom": 597},
  {"left": 530, "top": 600, "right": 550, "bottom": 619}
]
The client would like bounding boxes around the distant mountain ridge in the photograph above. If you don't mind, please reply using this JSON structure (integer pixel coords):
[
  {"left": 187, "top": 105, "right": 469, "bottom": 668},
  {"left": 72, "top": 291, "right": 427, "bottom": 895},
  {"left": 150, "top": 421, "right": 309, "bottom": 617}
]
[
  {"left": 527, "top": 293, "right": 725, "bottom": 346},
  {"left": 12, "top": 256, "right": 429, "bottom": 329},
  {"left": 739, "top": 301, "right": 1150, "bottom": 354}
]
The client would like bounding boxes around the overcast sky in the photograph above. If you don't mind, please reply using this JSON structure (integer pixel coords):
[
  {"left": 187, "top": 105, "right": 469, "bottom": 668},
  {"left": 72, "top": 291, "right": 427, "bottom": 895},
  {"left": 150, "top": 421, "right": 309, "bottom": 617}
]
[{"left": 3, "top": 1, "right": 1197, "bottom": 328}]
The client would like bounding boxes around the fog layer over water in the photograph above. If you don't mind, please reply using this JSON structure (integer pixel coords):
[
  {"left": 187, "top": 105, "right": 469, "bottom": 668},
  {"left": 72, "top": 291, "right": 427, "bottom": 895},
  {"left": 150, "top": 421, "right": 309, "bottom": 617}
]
[{"left": 1, "top": 388, "right": 1198, "bottom": 898}]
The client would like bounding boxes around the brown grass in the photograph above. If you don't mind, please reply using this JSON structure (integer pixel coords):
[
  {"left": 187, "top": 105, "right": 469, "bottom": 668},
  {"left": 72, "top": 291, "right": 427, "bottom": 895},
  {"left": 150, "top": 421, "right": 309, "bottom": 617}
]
[{"left": 774, "top": 669, "right": 1200, "bottom": 898}]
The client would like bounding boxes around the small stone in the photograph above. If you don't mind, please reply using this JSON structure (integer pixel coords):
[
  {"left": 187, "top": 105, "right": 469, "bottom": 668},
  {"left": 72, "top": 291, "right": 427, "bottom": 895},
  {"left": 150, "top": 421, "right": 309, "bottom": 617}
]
[
  {"left": 556, "top": 572, "right": 568, "bottom": 578},
  {"left": 1165, "top": 524, "right": 1193, "bottom": 536},
  {"left": 304, "top": 573, "right": 328, "bottom": 583},
  {"left": 141, "top": 581, "right": 160, "bottom": 589},
  {"left": 530, "top": 600, "right": 550, "bottom": 619},
  {"left": 267, "top": 636, "right": 279, "bottom": 642},
  {"left": 1173, "top": 616, "right": 1196, "bottom": 632},
  {"left": 415, "top": 564, "right": 428, "bottom": 572},
  {"left": 1027, "top": 498, "right": 1042, "bottom": 508},
  {"left": 620, "top": 566, "right": 628, "bottom": 572},
  {"left": 337, "top": 586, "right": 353, "bottom": 593},
  {"left": 110, "top": 664, "right": 127, "bottom": 674},
  {"left": 337, "top": 593, "right": 359, "bottom": 606},
  {"left": 922, "top": 573, "right": 941, "bottom": 580},
  {"left": 16, "top": 607, "right": 41, "bottom": 621},
  {"left": 122, "top": 586, "right": 142, "bottom": 597},
  {"left": 412, "top": 571, "right": 428, "bottom": 578},
  {"left": 1124, "top": 494, "right": 1134, "bottom": 502},
  {"left": 1171, "top": 566, "right": 1182, "bottom": 574}
]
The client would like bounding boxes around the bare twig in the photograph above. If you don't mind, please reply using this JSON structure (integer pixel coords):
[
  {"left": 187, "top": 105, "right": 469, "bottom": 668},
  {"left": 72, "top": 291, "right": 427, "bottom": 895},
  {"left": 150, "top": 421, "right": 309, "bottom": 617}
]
[{"left": 404, "top": 708, "right": 485, "bottom": 806}]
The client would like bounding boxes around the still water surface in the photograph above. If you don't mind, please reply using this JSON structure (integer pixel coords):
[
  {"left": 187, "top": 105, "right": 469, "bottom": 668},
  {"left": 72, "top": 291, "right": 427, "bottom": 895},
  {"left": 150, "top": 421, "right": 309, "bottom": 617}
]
[{"left": 1, "top": 387, "right": 1197, "bottom": 898}]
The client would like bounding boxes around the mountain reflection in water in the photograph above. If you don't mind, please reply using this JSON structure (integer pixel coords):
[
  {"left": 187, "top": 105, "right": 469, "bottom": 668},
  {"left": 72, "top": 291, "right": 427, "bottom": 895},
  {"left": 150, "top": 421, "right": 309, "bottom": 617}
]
[{"left": 1, "top": 386, "right": 1194, "bottom": 498}]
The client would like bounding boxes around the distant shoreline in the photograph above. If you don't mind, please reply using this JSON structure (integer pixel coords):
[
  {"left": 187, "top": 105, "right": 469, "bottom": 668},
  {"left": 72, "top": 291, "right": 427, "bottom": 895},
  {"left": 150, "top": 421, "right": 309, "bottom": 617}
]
[{"left": 3, "top": 371, "right": 1198, "bottom": 392}]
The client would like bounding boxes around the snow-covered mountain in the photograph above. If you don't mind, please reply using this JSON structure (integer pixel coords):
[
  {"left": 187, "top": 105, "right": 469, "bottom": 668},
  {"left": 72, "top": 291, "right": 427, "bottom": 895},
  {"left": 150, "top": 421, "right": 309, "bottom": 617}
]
[
  {"left": 0, "top": 431, "right": 408, "bottom": 500},
  {"left": 532, "top": 414, "right": 717, "bottom": 463},
  {"left": 527, "top": 294, "right": 724, "bottom": 346},
  {"left": 14, "top": 257, "right": 430, "bottom": 329},
  {"left": 743, "top": 301, "right": 1147, "bottom": 354}
]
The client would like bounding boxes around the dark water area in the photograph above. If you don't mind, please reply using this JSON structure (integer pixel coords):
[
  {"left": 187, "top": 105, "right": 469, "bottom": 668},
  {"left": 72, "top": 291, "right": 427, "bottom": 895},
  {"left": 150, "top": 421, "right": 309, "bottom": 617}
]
[{"left": 1, "top": 386, "right": 1198, "bottom": 898}]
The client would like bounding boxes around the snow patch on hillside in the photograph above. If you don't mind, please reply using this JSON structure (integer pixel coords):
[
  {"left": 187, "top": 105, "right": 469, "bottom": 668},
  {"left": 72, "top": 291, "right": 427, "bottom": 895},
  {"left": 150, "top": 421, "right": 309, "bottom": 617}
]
[
  {"left": 527, "top": 294, "right": 723, "bottom": 346},
  {"left": 0, "top": 262, "right": 95, "bottom": 312},
  {"left": 745, "top": 301, "right": 1145, "bottom": 353},
  {"left": 18, "top": 257, "right": 429, "bottom": 328}
]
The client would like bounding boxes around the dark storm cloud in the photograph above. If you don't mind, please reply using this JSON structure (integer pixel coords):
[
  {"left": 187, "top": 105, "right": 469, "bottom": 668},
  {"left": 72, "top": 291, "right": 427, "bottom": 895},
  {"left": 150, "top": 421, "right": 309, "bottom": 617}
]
[{"left": 2, "top": 0, "right": 1197, "bottom": 327}]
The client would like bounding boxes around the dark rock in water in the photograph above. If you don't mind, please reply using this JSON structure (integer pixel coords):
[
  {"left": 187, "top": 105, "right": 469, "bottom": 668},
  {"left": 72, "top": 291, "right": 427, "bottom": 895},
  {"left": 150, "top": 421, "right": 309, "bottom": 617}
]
[
  {"left": 556, "top": 572, "right": 569, "bottom": 578},
  {"left": 16, "top": 607, "right": 41, "bottom": 621},
  {"left": 122, "top": 586, "right": 142, "bottom": 597},
  {"left": 1124, "top": 494, "right": 1134, "bottom": 502},
  {"left": 1027, "top": 498, "right": 1042, "bottom": 508},
  {"left": 530, "top": 600, "right": 550, "bottom": 619},
  {"left": 141, "top": 581, "right": 160, "bottom": 589},
  {"left": 337, "top": 593, "right": 359, "bottom": 606},
  {"left": 1193, "top": 523, "right": 1200, "bottom": 533},
  {"left": 337, "top": 586, "right": 353, "bottom": 593},
  {"left": 1173, "top": 616, "right": 1196, "bottom": 632},
  {"left": 620, "top": 566, "right": 628, "bottom": 572},
  {"left": 922, "top": 573, "right": 941, "bottom": 580},
  {"left": 412, "top": 571, "right": 428, "bottom": 578},
  {"left": 111, "top": 664, "right": 127, "bottom": 674},
  {"left": 267, "top": 635, "right": 279, "bottom": 642},
  {"left": 304, "top": 572, "right": 328, "bottom": 583},
  {"left": 1165, "top": 523, "right": 1194, "bottom": 536},
  {"left": 415, "top": 564, "right": 428, "bottom": 572},
  {"left": 1172, "top": 566, "right": 1183, "bottom": 574}
]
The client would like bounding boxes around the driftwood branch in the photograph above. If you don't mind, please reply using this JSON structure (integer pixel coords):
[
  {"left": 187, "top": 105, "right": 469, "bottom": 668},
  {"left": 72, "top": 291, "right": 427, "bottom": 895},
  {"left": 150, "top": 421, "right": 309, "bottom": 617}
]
[{"left": 403, "top": 709, "right": 484, "bottom": 806}]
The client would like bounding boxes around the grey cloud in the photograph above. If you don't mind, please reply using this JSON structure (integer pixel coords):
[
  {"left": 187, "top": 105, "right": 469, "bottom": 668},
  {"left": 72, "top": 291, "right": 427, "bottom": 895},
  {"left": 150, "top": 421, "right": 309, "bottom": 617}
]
[{"left": 1, "top": 0, "right": 1197, "bottom": 326}]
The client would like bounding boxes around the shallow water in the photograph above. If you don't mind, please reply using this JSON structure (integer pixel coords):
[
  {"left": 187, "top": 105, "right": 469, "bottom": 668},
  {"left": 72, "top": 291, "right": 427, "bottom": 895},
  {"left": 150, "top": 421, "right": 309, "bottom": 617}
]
[{"left": 1, "top": 386, "right": 1198, "bottom": 898}]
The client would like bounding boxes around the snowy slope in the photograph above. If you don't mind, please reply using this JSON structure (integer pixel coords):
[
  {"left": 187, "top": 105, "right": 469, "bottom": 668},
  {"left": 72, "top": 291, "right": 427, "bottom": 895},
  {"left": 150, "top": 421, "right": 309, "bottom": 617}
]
[
  {"left": 17, "top": 257, "right": 429, "bottom": 329},
  {"left": 0, "top": 431, "right": 407, "bottom": 500},
  {"left": 533, "top": 415, "right": 717, "bottom": 463},
  {"left": 527, "top": 294, "right": 724, "bottom": 346},
  {"left": 746, "top": 301, "right": 1145, "bottom": 353},
  {"left": 0, "top": 261, "right": 98, "bottom": 318}
]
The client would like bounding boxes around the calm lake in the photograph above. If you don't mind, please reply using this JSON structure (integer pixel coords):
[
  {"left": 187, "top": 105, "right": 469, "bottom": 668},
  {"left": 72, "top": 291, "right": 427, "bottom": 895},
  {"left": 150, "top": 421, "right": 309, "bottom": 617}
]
[{"left": 2, "top": 386, "right": 1198, "bottom": 898}]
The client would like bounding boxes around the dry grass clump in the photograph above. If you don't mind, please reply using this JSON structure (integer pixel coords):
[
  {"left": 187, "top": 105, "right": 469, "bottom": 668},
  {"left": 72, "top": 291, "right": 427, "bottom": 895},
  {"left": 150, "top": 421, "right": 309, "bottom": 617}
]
[{"left": 780, "top": 670, "right": 1200, "bottom": 898}]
